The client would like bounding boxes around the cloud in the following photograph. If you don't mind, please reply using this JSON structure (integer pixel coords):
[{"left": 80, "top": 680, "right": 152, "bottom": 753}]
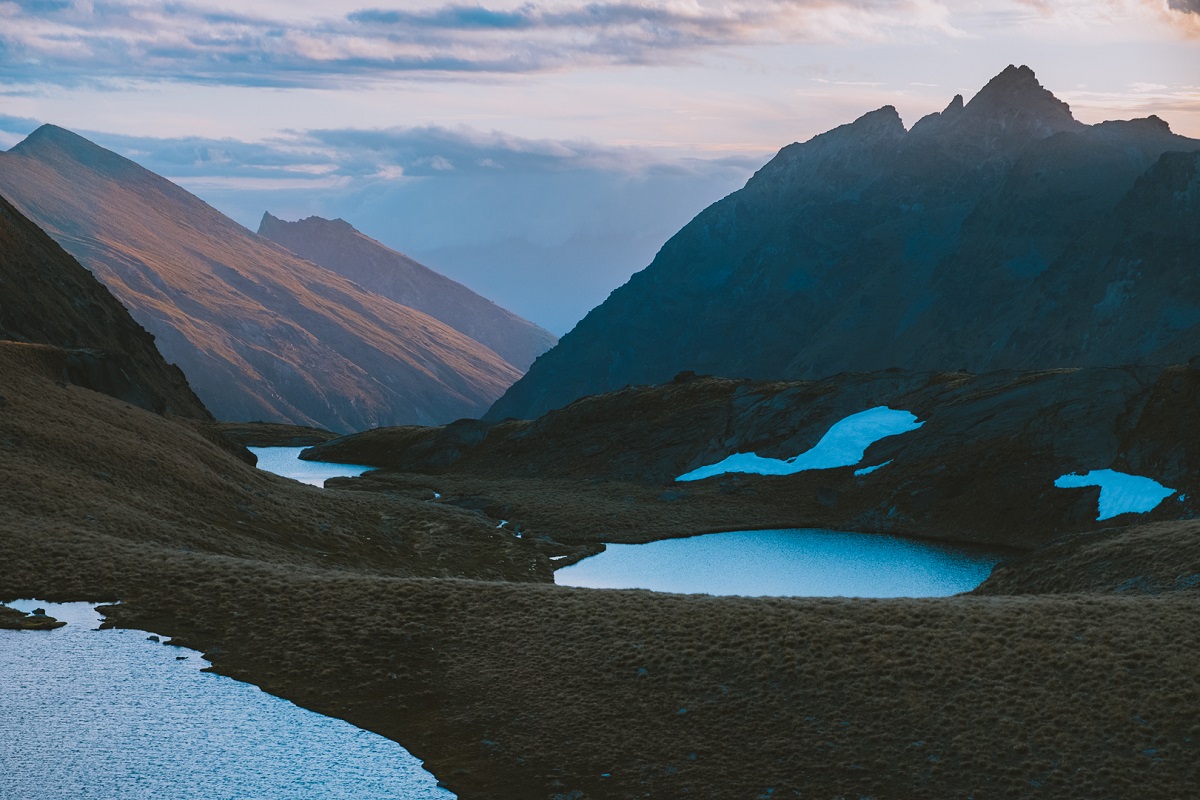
[
  {"left": 1059, "top": 82, "right": 1200, "bottom": 121},
  {"left": 0, "top": 0, "right": 964, "bottom": 89},
  {"left": 300, "top": 124, "right": 680, "bottom": 177},
  {"left": 0, "top": 113, "right": 42, "bottom": 148},
  {"left": 12, "top": 120, "right": 763, "bottom": 189},
  {"left": 1164, "top": 0, "right": 1200, "bottom": 35}
]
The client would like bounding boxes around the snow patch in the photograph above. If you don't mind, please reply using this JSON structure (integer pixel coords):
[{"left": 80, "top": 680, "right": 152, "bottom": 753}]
[
  {"left": 1054, "top": 469, "right": 1176, "bottom": 521},
  {"left": 677, "top": 407, "right": 922, "bottom": 482}
]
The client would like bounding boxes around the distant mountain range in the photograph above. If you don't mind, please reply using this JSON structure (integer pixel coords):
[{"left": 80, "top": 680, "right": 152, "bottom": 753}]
[
  {"left": 488, "top": 65, "right": 1200, "bottom": 421},
  {"left": 0, "top": 192, "right": 208, "bottom": 419},
  {"left": 257, "top": 212, "right": 555, "bottom": 371},
  {"left": 0, "top": 125, "right": 532, "bottom": 432}
]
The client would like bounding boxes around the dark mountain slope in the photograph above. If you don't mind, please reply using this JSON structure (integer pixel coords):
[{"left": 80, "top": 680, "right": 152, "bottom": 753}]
[
  {"left": 1008, "top": 149, "right": 1200, "bottom": 366},
  {"left": 488, "top": 66, "right": 1200, "bottom": 420},
  {"left": 0, "top": 192, "right": 208, "bottom": 418},
  {"left": 0, "top": 125, "right": 522, "bottom": 432},
  {"left": 258, "top": 212, "right": 556, "bottom": 371}
]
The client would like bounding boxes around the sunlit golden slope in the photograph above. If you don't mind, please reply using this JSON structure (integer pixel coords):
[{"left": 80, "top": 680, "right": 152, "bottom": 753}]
[{"left": 0, "top": 125, "right": 522, "bottom": 432}]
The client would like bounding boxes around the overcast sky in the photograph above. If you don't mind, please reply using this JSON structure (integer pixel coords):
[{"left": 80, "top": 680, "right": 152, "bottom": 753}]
[{"left": 2, "top": 1, "right": 1198, "bottom": 333}]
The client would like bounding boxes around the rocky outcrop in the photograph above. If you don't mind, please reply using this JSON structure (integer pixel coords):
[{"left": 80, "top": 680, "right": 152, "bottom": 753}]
[
  {"left": 0, "top": 192, "right": 209, "bottom": 418},
  {"left": 311, "top": 366, "right": 1200, "bottom": 548},
  {"left": 214, "top": 421, "right": 341, "bottom": 448},
  {"left": 0, "top": 604, "right": 66, "bottom": 630},
  {"left": 258, "top": 213, "right": 556, "bottom": 371},
  {"left": 487, "top": 65, "right": 1200, "bottom": 420},
  {"left": 0, "top": 126, "right": 523, "bottom": 432}
]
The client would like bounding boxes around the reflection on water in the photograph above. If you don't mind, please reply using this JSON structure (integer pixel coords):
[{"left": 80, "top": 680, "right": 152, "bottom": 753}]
[
  {"left": 248, "top": 446, "right": 372, "bottom": 487},
  {"left": 0, "top": 601, "right": 453, "bottom": 800},
  {"left": 555, "top": 529, "right": 1005, "bottom": 597}
]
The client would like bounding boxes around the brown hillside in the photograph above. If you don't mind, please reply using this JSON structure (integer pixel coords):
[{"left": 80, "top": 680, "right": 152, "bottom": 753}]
[
  {"left": 259, "top": 212, "right": 556, "bottom": 370},
  {"left": 0, "top": 125, "right": 522, "bottom": 431}
]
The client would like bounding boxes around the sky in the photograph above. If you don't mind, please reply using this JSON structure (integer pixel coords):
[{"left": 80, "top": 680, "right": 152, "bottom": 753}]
[{"left": 1, "top": 0, "right": 1198, "bottom": 334}]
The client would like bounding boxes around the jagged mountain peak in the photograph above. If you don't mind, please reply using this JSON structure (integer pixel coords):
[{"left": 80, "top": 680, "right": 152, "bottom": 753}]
[
  {"left": 909, "top": 94, "right": 964, "bottom": 135},
  {"left": 486, "top": 67, "right": 1200, "bottom": 421},
  {"left": 962, "top": 64, "right": 1079, "bottom": 132},
  {"left": 260, "top": 212, "right": 361, "bottom": 238},
  {"left": 852, "top": 104, "right": 906, "bottom": 134}
]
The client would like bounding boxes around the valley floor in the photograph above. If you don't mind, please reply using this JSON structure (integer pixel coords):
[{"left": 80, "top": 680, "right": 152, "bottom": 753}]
[{"left": 2, "top": 344, "right": 1198, "bottom": 799}]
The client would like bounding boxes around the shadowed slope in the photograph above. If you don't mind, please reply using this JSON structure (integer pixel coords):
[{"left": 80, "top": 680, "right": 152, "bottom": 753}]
[
  {"left": 259, "top": 212, "right": 556, "bottom": 371},
  {"left": 0, "top": 126, "right": 522, "bottom": 432},
  {"left": 0, "top": 192, "right": 208, "bottom": 418},
  {"left": 488, "top": 65, "right": 1200, "bottom": 420}
]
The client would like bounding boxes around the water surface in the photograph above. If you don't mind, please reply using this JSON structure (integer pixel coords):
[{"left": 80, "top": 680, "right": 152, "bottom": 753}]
[
  {"left": 555, "top": 529, "right": 1004, "bottom": 597},
  {"left": 249, "top": 446, "right": 372, "bottom": 487},
  {"left": 0, "top": 600, "right": 452, "bottom": 800}
]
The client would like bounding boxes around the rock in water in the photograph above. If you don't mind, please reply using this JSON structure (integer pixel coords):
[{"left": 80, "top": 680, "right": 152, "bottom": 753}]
[{"left": 0, "top": 605, "right": 66, "bottom": 630}]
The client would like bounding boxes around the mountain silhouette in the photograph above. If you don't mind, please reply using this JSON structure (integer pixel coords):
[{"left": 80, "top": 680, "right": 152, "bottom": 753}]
[
  {"left": 487, "top": 65, "right": 1200, "bottom": 421},
  {"left": 0, "top": 125, "right": 523, "bottom": 432}
]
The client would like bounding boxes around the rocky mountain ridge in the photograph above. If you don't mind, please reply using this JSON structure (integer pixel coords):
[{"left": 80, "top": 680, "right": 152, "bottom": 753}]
[{"left": 488, "top": 65, "right": 1200, "bottom": 420}]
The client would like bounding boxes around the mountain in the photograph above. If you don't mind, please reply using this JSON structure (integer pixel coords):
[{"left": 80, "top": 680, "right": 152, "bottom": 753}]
[
  {"left": 0, "top": 125, "right": 522, "bottom": 432},
  {"left": 487, "top": 65, "right": 1200, "bottom": 421},
  {"left": 257, "top": 212, "right": 556, "bottom": 371},
  {"left": 0, "top": 191, "right": 209, "bottom": 418}
]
